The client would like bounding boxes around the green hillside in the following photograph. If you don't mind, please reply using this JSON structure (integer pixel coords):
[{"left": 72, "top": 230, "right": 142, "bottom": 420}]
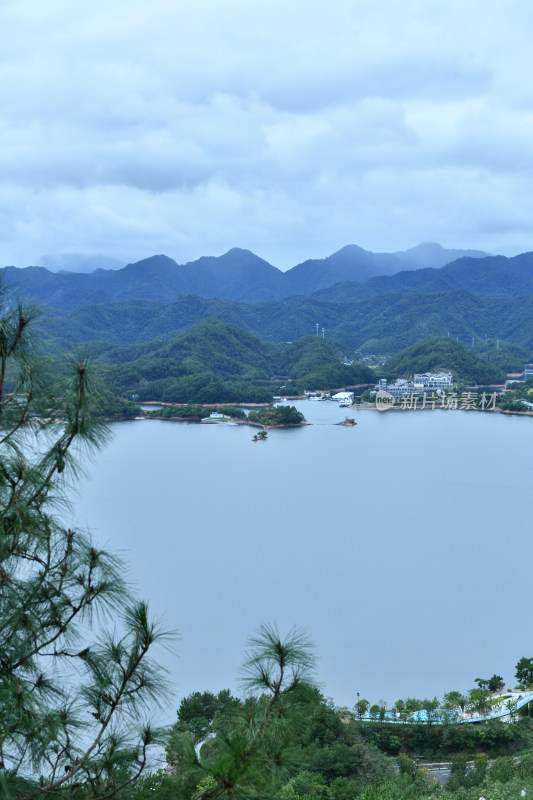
[
  {"left": 103, "top": 320, "right": 374, "bottom": 403},
  {"left": 37, "top": 289, "right": 533, "bottom": 367},
  {"left": 385, "top": 337, "right": 507, "bottom": 384}
]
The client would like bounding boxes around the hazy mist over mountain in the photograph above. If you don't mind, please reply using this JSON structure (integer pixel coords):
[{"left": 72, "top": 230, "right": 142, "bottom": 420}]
[
  {"left": 393, "top": 243, "right": 491, "bottom": 269},
  {"left": 38, "top": 254, "right": 126, "bottom": 273}
]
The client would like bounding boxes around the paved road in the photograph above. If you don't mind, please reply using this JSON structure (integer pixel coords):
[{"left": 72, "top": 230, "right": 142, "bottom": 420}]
[{"left": 427, "top": 768, "right": 450, "bottom": 785}]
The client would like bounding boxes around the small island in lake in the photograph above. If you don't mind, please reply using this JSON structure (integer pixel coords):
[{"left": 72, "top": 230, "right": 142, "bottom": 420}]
[{"left": 247, "top": 405, "right": 306, "bottom": 428}]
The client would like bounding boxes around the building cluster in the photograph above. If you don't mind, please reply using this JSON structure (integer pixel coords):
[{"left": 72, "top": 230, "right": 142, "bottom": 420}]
[{"left": 377, "top": 372, "right": 454, "bottom": 398}]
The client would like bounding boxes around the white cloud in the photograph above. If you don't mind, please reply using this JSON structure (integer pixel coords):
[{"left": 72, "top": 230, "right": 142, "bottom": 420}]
[{"left": 1, "top": 0, "right": 533, "bottom": 267}]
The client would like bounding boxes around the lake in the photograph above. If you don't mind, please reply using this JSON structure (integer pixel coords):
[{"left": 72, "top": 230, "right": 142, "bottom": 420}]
[{"left": 70, "top": 401, "right": 533, "bottom": 717}]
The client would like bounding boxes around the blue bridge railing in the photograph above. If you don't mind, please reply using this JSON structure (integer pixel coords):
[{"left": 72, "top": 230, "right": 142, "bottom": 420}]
[{"left": 360, "top": 692, "right": 533, "bottom": 725}]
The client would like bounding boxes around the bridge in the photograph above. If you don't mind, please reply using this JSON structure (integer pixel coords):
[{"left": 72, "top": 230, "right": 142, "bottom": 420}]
[{"left": 360, "top": 691, "right": 533, "bottom": 725}]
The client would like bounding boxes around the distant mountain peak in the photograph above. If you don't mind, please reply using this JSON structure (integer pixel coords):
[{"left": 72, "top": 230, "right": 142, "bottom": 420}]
[
  {"left": 394, "top": 242, "right": 490, "bottom": 268},
  {"left": 218, "top": 247, "right": 275, "bottom": 265},
  {"left": 405, "top": 242, "right": 448, "bottom": 256},
  {"left": 124, "top": 254, "right": 178, "bottom": 270},
  {"left": 328, "top": 244, "right": 367, "bottom": 257},
  {"left": 224, "top": 247, "right": 258, "bottom": 256}
]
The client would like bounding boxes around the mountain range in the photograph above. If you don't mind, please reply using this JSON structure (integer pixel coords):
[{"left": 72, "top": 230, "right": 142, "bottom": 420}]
[
  {"left": 3, "top": 242, "right": 533, "bottom": 364},
  {"left": 2, "top": 242, "right": 493, "bottom": 310}
]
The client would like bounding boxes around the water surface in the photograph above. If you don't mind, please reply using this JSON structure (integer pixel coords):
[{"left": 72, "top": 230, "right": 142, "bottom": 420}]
[{"left": 70, "top": 402, "right": 533, "bottom": 713}]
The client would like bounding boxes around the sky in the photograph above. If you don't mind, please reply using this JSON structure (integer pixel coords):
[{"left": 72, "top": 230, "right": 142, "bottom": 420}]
[{"left": 2, "top": 0, "right": 533, "bottom": 270}]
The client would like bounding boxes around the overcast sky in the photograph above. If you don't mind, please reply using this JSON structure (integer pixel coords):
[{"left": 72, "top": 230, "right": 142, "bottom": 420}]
[{"left": 2, "top": 0, "right": 533, "bottom": 270}]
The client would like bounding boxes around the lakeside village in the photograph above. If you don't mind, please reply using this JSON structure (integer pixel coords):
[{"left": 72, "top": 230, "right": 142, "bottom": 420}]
[
  {"left": 302, "top": 363, "right": 533, "bottom": 413},
  {"left": 373, "top": 373, "right": 498, "bottom": 412}
]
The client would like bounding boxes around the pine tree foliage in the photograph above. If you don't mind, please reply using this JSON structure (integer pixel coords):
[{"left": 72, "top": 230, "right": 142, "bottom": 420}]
[
  {"left": 0, "top": 287, "right": 173, "bottom": 799},
  {"left": 173, "top": 624, "right": 316, "bottom": 800}
]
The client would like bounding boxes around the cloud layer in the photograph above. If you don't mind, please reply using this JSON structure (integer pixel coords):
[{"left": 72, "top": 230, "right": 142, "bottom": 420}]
[{"left": 1, "top": 0, "right": 533, "bottom": 268}]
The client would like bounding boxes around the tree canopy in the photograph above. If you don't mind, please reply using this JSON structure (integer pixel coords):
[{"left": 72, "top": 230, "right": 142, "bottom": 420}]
[
  {"left": 0, "top": 287, "right": 172, "bottom": 798},
  {"left": 516, "top": 657, "right": 533, "bottom": 687}
]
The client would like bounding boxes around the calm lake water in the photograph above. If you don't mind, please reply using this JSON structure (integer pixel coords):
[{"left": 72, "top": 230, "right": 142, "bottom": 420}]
[{"left": 70, "top": 401, "right": 533, "bottom": 716}]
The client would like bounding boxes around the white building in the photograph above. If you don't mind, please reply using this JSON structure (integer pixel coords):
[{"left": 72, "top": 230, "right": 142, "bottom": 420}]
[
  {"left": 413, "top": 372, "right": 454, "bottom": 390},
  {"left": 331, "top": 391, "right": 354, "bottom": 402},
  {"left": 385, "top": 379, "right": 416, "bottom": 398}
]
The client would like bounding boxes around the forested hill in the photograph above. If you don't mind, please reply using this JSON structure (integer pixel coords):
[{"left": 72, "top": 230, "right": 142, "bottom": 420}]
[
  {"left": 40, "top": 289, "right": 533, "bottom": 358},
  {"left": 385, "top": 337, "right": 507, "bottom": 385},
  {"left": 1, "top": 243, "right": 497, "bottom": 310},
  {"left": 101, "top": 320, "right": 375, "bottom": 404}
]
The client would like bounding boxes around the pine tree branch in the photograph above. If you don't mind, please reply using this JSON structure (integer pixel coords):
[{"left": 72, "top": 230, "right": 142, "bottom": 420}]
[{"left": 29, "top": 608, "right": 156, "bottom": 797}]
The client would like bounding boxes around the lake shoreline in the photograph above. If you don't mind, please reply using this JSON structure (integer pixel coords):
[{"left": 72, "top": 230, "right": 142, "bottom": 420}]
[
  {"left": 107, "top": 399, "right": 533, "bottom": 423},
  {"left": 124, "top": 414, "right": 311, "bottom": 429},
  {"left": 107, "top": 405, "right": 533, "bottom": 423}
]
